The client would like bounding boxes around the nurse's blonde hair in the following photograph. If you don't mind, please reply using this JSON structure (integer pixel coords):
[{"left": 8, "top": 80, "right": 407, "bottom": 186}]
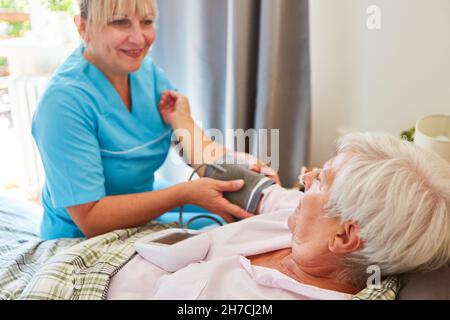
[{"left": 77, "top": 0, "right": 158, "bottom": 31}]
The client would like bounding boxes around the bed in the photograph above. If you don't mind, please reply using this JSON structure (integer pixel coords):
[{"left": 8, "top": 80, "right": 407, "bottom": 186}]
[{"left": 0, "top": 193, "right": 447, "bottom": 300}]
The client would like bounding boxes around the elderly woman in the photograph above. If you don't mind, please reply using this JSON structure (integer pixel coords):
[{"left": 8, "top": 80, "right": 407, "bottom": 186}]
[
  {"left": 32, "top": 0, "right": 278, "bottom": 240},
  {"left": 108, "top": 132, "right": 450, "bottom": 299}
]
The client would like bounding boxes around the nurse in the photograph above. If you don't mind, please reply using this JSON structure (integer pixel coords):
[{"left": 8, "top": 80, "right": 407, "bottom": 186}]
[{"left": 32, "top": 0, "right": 279, "bottom": 240}]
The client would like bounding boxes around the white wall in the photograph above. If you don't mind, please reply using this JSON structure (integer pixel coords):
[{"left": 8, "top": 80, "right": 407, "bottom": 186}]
[{"left": 309, "top": 0, "right": 450, "bottom": 167}]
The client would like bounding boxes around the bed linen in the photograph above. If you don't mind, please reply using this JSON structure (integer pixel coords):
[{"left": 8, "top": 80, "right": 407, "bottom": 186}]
[{"left": 0, "top": 194, "right": 399, "bottom": 300}]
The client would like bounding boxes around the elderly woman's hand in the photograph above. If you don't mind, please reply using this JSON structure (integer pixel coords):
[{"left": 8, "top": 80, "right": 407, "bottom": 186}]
[
  {"left": 233, "top": 152, "right": 281, "bottom": 185},
  {"left": 182, "top": 178, "right": 255, "bottom": 223},
  {"left": 249, "top": 162, "right": 281, "bottom": 185},
  {"left": 159, "top": 91, "right": 192, "bottom": 127}
]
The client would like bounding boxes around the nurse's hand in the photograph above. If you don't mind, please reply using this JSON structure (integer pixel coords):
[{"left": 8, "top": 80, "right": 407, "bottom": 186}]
[
  {"left": 183, "top": 178, "right": 254, "bottom": 223},
  {"left": 159, "top": 91, "right": 191, "bottom": 127}
]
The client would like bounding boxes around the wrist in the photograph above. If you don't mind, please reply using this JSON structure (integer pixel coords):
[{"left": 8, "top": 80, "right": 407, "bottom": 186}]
[
  {"left": 171, "top": 113, "right": 193, "bottom": 131},
  {"left": 177, "top": 181, "right": 194, "bottom": 206}
]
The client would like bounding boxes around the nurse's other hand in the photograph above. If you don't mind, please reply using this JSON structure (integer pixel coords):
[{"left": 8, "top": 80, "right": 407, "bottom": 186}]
[
  {"left": 183, "top": 178, "right": 254, "bottom": 223},
  {"left": 159, "top": 91, "right": 191, "bottom": 127}
]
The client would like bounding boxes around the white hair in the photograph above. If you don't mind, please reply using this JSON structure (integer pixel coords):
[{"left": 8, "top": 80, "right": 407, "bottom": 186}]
[{"left": 326, "top": 132, "right": 450, "bottom": 281}]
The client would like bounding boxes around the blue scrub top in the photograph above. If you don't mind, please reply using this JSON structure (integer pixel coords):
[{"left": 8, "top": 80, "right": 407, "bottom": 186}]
[{"left": 32, "top": 46, "right": 175, "bottom": 240}]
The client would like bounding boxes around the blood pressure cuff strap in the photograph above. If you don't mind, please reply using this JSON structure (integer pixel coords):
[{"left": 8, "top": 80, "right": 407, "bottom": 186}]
[{"left": 204, "top": 164, "right": 275, "bottom": 214}]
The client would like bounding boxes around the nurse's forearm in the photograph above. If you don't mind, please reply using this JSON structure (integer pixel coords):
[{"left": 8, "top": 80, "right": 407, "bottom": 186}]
[
  {"left": 171, "top": 115, "right": 230, "bottom": 176},
  {"left": 68, "top": 183, "right": 190, "bottom": 238}
]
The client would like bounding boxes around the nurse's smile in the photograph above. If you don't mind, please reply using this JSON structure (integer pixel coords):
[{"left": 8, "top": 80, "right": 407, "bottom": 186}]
[{"left": 121, "top": 49, "right": 145, "bottom": 59}]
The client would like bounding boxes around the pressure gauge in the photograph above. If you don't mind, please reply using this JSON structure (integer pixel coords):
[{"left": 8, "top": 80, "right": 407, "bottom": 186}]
[{"left": 134, "top": 229, "right": 210, "bottom": 272}]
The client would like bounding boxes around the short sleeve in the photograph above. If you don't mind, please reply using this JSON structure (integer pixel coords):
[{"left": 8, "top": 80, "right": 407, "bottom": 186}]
[{"left": 32, "top": 89, "right": 106, "bottom": 209}]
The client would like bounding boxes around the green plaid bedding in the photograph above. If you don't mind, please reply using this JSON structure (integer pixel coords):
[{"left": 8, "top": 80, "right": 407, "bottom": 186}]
[
  {"left": 0, "top": 196, "right": 400, "bottom": 300},
  {"left": 0, "top": 195, "right": 177, "bottom": 300}
]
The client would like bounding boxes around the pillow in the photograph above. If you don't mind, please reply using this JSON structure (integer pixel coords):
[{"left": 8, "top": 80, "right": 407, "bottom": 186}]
[
  {"left": 0, "top": 193, "right": 43, "bottom": 237},
  {"left": 398, "top": 266, "right": 450, "bottom": 300}
]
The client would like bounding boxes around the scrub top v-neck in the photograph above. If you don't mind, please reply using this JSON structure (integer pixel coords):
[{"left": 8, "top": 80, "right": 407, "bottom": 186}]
[{"left": 32, "top": 46, "right": 175, "bottom": 240}]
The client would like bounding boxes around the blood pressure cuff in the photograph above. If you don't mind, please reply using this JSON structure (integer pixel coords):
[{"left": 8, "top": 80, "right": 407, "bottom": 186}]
[{"left": 204, "top": 163, "right": 275, "bottom": 214}]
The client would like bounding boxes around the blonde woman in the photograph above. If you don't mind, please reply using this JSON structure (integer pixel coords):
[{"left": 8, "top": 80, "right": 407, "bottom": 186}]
[{"left": 32, "top": 0, "right": 279, "bottom": 240}]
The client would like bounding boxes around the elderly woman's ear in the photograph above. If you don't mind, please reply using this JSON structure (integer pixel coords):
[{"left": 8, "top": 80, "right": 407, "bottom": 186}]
[
  {"left": 74, "top": 15, "right": 89, "bottom": 43},
  {"left": 328, "top": 222, "right": 362, "bottom": 254}
]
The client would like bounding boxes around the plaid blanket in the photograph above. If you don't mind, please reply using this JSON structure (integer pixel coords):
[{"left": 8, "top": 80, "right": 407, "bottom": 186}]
[
  {"left": 0, "top": 195, "right": 400, "bottom": 300},
  {"left": 0, "top": 195, "right": 177, "bottom": 300}
]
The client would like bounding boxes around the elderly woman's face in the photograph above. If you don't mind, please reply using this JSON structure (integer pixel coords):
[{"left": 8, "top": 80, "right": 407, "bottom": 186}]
[
  {"left": 87, "top": 9, "right": 156, "bottom": 74},
  {"left": 288, "top": 153, "right": 352, "bottom": 264}
]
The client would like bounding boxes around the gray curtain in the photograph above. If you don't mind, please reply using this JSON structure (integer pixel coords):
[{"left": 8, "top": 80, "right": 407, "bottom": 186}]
[{"left": 152, "top": 0, "right": 311, "bottom": 186}]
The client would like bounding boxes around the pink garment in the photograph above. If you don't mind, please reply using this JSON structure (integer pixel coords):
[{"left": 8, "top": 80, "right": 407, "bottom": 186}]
[{"left": 107, "top": 185, "right": 354, "bottom": 300}]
